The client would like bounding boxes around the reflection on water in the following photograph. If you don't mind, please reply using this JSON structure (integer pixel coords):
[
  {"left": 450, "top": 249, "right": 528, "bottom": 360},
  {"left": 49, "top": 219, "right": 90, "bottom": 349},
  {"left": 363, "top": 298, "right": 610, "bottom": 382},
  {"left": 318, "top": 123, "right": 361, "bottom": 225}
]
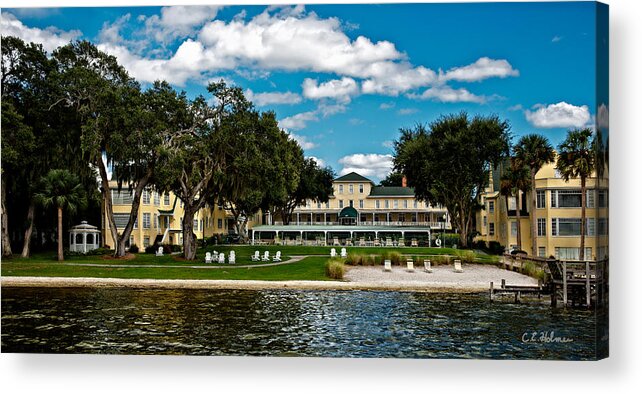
[{"left": 1, "top": 287, "right": 596, "bottom": 359}]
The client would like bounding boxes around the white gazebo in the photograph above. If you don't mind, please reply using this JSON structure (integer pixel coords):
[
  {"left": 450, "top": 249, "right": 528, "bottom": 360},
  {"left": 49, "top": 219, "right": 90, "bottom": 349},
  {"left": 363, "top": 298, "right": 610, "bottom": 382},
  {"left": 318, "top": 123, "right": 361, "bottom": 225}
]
[{"left": 69, "top": 221, "right": 101, "bottom": 253}]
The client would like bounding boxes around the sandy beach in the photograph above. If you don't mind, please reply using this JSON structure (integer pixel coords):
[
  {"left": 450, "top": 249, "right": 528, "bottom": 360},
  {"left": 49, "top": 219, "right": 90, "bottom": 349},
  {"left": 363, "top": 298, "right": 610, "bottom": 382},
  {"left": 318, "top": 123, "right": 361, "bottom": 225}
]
[{"left": 1, "top": 264, "right": 536, "bottom": 293}]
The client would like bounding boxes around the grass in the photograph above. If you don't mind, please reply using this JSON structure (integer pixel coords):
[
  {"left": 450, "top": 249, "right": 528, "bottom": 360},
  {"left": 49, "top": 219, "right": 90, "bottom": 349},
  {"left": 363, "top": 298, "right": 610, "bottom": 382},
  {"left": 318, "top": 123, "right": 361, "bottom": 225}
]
[{"left": 325, "top": 259, "right": 345, "bottom": 279}]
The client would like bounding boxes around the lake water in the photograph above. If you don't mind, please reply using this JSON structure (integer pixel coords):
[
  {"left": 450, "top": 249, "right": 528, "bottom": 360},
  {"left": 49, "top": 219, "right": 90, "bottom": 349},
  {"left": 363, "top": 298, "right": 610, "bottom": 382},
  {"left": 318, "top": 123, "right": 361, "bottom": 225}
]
[{"left": 1, "top": 287, "right": 598, "bottom": 359}]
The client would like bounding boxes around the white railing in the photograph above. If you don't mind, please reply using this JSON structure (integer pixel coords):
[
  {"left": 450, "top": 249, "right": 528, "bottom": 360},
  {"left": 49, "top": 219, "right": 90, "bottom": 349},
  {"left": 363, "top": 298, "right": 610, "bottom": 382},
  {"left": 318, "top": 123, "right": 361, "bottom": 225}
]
[{"left": 270, "top": 221, "right": 450, "bottom": 228}]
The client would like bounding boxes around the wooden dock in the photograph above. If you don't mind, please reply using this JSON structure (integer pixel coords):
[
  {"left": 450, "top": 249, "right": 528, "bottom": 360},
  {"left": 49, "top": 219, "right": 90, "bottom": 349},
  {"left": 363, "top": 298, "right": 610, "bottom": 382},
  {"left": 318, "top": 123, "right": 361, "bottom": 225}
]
[{"left": 490, "top": 278, "right": 544, "bottom": 303}]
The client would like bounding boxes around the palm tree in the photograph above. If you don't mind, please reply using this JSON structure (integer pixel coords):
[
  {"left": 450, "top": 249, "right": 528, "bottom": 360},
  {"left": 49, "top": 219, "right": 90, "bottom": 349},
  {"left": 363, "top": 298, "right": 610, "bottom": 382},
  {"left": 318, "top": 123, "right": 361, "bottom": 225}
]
[
  {"left": 556, "top": 128, "right": 595, "bottom": 261},
  {"left": 500, "top": 158, "right": 531, "bottom": 251},
  {"left": 513, "top": 134, "right": 556, "bottom": 257},
  {"left": 34, "top": 169, "right": 87, "bottom": 261}
]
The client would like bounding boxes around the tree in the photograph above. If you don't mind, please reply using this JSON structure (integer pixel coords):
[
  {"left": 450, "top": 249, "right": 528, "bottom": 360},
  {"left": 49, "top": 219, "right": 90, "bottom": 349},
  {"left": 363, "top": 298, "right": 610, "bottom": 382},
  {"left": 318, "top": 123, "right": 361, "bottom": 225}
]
[
  {"left": 513, "top": 134, "right": 556, "bottom": 257},
  {"left": 393, "top": 113, "right": 511, "bottom": 248},
  {"left": 34, "top": 170, "right": 88, "bottom": 261},
  {"left": 500, "top": 158, "right": 531, "bottom": 250},
  {"left": 379, "top": 173, "right": 404, "bottom": 187},
  {"left": 556, "top": 128, "right": 595, "bottom": 261}
]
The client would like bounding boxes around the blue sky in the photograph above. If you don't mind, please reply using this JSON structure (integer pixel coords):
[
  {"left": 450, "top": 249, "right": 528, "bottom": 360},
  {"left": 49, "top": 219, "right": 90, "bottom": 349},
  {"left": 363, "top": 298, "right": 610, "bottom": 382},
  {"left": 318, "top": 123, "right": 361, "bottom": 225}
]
[{"left": 2, "top": 2, "right": 602, "bottom": 182}]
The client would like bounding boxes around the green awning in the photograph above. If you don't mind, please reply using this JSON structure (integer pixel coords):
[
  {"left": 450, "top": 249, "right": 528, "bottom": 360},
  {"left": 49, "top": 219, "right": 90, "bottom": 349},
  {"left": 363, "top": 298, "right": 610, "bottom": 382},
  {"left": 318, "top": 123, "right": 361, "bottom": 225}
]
[{"left": 339, "top": 206, "right": 358, "bottom": 218}]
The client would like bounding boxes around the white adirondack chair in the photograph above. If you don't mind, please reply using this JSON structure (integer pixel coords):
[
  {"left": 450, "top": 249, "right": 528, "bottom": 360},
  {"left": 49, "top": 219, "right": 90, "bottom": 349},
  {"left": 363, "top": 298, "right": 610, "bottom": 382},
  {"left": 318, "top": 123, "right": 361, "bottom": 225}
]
[
  {"left": 406, "top": 259, "right": 415, "bottom": 272},
  {"left": 218, "top": 252, "right": 225, "bottom": 264},
  {"left": 229, "top": 251, "right": 236, "bottom": 264},
  {"left": 205, "top": 252, "right": 212, "bottom": 264},
  {"left": 155, "top": 246, "right": 164, "bottom": 256},
  {"left": 340, "top": 247, "right": 347, "bottom": 258},
  {"left": 333, "top": 237, "right": 340, "bottom": 246},
  {"left": 330, "top": 248, "right": 337, "bottom": 257},
  {"left": 424, "top": 259, "right": 433, "bottom": 273},
  {"left": 385, "top": 238, "right": 393, "bottom": 247},
  {"left": 383, "top": 259, "right": 392, "bottom": 272},
  {"left": 251, "top": 251, "right": 260, "bottom": 261},
  {"left": 359, "top": 237, "right": 366, "bottom": 247},
  {"left": 454, "top": 259, "right": 463, "bottom": 273},
  {"left": 212, "top": 251, "right": 219, "bottom": 262},
  {"left": 273, "top": 251, "right": 282, "bottom": 262},
  {"left": 411, "top": 238, "right": 418, "bottom": 247},
  {"left": 262, "top": 251, "right": 270, "bottom": 261}
]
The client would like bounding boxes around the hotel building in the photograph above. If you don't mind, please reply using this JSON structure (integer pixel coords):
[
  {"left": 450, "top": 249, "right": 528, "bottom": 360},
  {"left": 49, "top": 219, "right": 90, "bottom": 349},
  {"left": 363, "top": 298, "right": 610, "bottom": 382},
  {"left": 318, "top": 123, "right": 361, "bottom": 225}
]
[{"left": 476, "top": 160, "right": 608, "bottom": 261}]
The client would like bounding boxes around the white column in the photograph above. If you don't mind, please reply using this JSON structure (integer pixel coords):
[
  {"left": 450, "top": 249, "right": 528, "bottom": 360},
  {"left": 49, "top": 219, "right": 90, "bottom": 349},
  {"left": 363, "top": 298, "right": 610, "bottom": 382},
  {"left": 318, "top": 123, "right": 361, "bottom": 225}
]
[{"left": 82, "top": 233, "right": 87, "bottom": 253}]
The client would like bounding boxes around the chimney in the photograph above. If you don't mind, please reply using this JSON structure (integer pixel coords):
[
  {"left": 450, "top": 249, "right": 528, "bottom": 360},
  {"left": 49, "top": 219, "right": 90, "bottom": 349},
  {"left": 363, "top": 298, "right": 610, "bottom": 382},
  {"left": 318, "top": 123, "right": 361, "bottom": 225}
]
[{"left": 402, "top": 176, "right": 407, "bottom": 187}]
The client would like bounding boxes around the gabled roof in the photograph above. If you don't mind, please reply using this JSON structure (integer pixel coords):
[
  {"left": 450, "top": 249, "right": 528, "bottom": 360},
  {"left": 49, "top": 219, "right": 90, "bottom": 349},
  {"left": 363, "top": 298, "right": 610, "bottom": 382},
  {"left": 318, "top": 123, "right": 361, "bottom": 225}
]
[
  {"left": 368, "top": 186, "right": 416, "bottom": 197},
  {"left": 334, "top": 172, "right": 374, "bottom": 183}
]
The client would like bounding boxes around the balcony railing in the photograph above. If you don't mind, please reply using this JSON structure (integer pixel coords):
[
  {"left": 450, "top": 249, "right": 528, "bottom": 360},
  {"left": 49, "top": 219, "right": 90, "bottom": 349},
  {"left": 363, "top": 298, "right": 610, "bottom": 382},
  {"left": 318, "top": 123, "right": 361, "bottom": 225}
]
[{"left": 270, "top": 221, "right": 451, "bottom": 228}]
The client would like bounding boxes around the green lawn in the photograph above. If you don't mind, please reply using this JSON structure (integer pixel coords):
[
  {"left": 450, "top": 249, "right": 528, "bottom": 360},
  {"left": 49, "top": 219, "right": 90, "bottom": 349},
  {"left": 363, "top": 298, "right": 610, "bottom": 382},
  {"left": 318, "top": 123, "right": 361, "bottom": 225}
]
[{"left": 1, "top": 245, "right": 498, "bottom": 281}]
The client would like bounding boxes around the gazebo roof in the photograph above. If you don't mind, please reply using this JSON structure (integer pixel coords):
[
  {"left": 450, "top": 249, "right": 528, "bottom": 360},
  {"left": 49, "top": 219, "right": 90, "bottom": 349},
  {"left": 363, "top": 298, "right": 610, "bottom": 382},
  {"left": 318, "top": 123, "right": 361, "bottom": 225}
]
[{"left": 69, "top": 221, "right": 100, "bottom": 232}]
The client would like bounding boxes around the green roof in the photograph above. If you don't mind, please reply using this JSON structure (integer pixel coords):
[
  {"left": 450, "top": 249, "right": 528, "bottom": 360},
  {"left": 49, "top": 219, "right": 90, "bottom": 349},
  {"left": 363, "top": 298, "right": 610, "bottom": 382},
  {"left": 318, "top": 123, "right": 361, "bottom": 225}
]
[
  {"left": 368, "top": 186, "right": 416, "bottom": 197},
  {"left": 338, "top": 206, "right": 359, "bottom": 218},
  {"left": 334, "top": 172, "right": 373, "bottom": 183}
]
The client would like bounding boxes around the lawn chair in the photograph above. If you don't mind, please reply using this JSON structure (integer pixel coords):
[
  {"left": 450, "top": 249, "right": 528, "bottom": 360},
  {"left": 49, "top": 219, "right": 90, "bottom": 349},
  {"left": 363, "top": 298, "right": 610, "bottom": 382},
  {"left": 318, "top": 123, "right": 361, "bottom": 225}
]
[
  {"left": 383, "top": 259, "right": 392, "bottom": 272},
  {"left": 155, "top": 246, "right": 164, "bottom": 256},
  {"left": 359, "top": 237, "right": 366, "bottom": 247},
  {"left": 406, "top": 259, "right": 415, "bottom": 272},
  {"left": 411, "top": 238, "right": 418, "bottom": 247},
  {"left": 229, "top": 251, "right": 236, "bottom": 264},
  {"left": 330, "top": 248, "right": 337, "bottom": 257},
  {"left": 262, "top": 251, "right": 270, "bottom": 261},
  {"left": 273, "top": 251, "right": 282, "bottom": 262},
  {"left": 423, "top": 259, "right": 433, "bottom": 273},
  {"left": 454, "top": 259, "right": 463, "bottom": 273},
  {"left": 212, "top": 251, "right": 219, "bottom": 262},
  {"left": 218, "top": 252, "right": 225, "bottom": 264},
  {"left": 251, "top": 251, "right": 260, "bottom": 261},
  {"left": 385, "top": 238, "right": 393, "bottom": 247},
  {"left": 333, "top": 237, "right": 340, "bottom": 246},
  {"left": 398, "top": 238, "right": 405, "bottom": 247},
  {"left": 340, "top": 247, "right": 347, "bottom": 258},
  {"left": 374, "top": 238, "right": 381, "bottom": 247},
  {"left": 205, "top": 252, "right": 212, "bottom": 264}
]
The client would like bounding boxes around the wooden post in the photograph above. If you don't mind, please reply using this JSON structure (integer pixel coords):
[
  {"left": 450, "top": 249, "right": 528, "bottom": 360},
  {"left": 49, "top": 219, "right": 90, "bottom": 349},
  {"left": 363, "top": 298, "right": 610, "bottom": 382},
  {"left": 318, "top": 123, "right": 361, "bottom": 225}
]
[
  {"left": 490, "top": 282, "right": 494, "bottom": 301},
  {"left": 562, "top": 261, "right": 568, "bottom": 307},
  {"left": 501, "top": 279, "right": 506, "bottom": 289},
  {"left": 585, "top": 261, "right": 591, "bottom": 308},
  {"left": 538, "top": 279, "right": 542, "bottom": 299},
  {"left": 515, "top": 291, "right": 521, "bottom": 303},
  {"left": 551, "top": 286, "right": 558, "bottom": 308}
]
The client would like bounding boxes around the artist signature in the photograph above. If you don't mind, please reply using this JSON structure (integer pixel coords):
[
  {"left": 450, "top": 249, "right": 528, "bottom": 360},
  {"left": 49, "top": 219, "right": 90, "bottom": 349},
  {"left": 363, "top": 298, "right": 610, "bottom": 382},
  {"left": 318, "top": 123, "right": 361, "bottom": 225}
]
[{"left": 521, "top": 330, "right": 574, "bottom": 343}]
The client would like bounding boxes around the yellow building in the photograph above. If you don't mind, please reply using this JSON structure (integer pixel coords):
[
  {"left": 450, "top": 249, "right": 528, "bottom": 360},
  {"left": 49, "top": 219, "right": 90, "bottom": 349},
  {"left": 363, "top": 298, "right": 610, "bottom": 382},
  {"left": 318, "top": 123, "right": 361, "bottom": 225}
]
[
  {"left": 476, "top": 159, "right": 608, "bottom": 261},
  {"left": 101, "top": 181, "right": 251, "bottom": 249}
]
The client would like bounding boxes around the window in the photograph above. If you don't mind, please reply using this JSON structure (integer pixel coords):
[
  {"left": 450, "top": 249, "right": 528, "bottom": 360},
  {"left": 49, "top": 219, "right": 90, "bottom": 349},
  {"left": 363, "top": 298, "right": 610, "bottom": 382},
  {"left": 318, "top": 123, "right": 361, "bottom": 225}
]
[
  {"left": 586, "top": 190, "right": 595, "bottom": 208},
  {"left": 111, "top": 189, "right": 134, "bottom": 205},
  {"left": 403, "top": 200, "right": 408, "bottom": 209},
  {"left": 393, "top": 200, "right": 399, "bottom": 209},
  {"left": 217, "top": 219, "right": 223, "bottom": 229},
  {"left": 200, "top": 220, "right": 203, "bottom": 231},
  {"left": 348, "top": 199, "right": 354, "bottom": 207},
  {"left": 555, "top": 247, "right": 593, "bottom": 261},
  {"left": 194, "top": 219, "right": 199, "bottom": 229},
  {"left": 538, "top": 247, "right": 546, "bottom": 257},
  {"left": 339, "top": 200, "right": 344, "bottom": 209},
  {"left": 154, "top": 192, "right": 160, "bottom": 206},
  {"left": 359, "top": 200, "right": 364, "bottom": 209},
  {"left": 376, "top": 200, "right": 381, "bottom": 209},
  {"left": 154, "top": 214, "right": 159, "bottom": 229},
  {"left": 142, "top": 190, "right": 150, "bottom": 205},
  {"left": 483, "top": 216, "right": 487, "bottom": 227},
  {"left": 598, "top": 190, "right": 608, "bottom": 208},
  {"left": 317, "top": 202, "right": 321, "bottom": 209},
  {"left": 413, "top": 200, "right": 418, "bottom": 208},
  {"left": 551, "top": 190, "right": 593, "bottom": 208},
  {"left": 489, "top": 223, "right": 495, "bottom": 236},
  {"left": 325, "top": 202, "right": 330, "bottom": 209},
  {"left": 339, "top": 184, "right": 344, "bottom": 194},
  {"left": 349, "top": 184, "right": 354, "bottom": 194},
  {"left": 143, "top": 236, "right": 150, "bottom": 247},
  {"left": 551, "top": 218, "right": 582, "bottom": 236},
  {"left": 586, "top": 218, "right": 596, "bottom": 236},
  {"left": 536, "top": 190, "right": 546, "bottom": 209},
  {"left": 537, "top": 218, "right": 546, "bottom": 236},
  {"left": 113, "top": 213, "right": 137, "bottom": 229},
  {"left": 385, "top": 200, "right": 390, "bottom": 209},
  {"left": 143, "top": 213, "right": 151, "bottom": 229},
  {"left": 164, "top": 193, "right": 170, "bottom": 205},
  {"left": 510, "top": 221, "right": 518, "bottom": 236},
  {"left": 359, "top": 184, "right": 364, "bottom": 193},
  {"left": 598, "top": 218, "right": 608, "bottom": 235},
  {"left": 488, "top": 201, "right": 495, "bottom": 213}
]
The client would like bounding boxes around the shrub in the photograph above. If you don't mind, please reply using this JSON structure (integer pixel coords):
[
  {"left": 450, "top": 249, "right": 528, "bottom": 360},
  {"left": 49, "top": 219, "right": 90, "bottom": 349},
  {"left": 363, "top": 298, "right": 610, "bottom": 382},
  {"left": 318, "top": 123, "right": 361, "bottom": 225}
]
[
  {"left": 457, "top": 250, "right": 476, "bottom": 264},
  {"left": 432, "top": 255, "right": 452, "bottom": 266},
  {"left": 488, "top": 241, "right": 505, "bottom": 255},
  {"left": 129, "top": 244, "right": 139, "bottom": 253},
  {"left": 363, "top": 254, "right": 376, "bottom": 266},
  {"left": 345, "top": 253, "right": 363, "bottom": 266},
  {"left": 86, "top": 247, "right": 112, "bottom": 256},
  {"left": 145, "top": 245, "right": 156, "bottom": 254},
  {"left": 389, "top": 251, "right": 403, "bottom": 265},
  {"left": 522, "top": 261, "right": 547, "bottom": 282},
  {"left": 325, "top": 259, "right": 345, "bottom": 279}
]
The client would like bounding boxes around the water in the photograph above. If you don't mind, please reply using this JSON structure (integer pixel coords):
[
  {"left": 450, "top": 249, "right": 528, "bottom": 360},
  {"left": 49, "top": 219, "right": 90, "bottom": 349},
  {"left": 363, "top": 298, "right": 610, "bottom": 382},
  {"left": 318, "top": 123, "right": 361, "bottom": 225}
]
[{"left": 1, "top": 287, "right": 597, "bottom": 359}]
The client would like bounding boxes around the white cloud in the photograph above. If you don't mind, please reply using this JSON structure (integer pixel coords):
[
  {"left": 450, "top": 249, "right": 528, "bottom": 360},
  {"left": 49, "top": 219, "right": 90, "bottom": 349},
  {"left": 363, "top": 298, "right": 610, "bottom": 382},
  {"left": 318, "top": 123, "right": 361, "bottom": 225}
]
[
  {"left": 338, "top": 153, "right": 394, "bottom": 180},
  {"left": 349, "top": 118, "right": 365, "bottom": 126},
  {"left": 597, "top": 103, "right": 609, "bottom": 129},
  {"left": 245, "top": 89, "right": 301, "bottom": 106},
  {"left": 308, "top": 156, "right": 326, "bottom": 167},
  {"left": 0, "top": 11, "right": 81, "bottom": 52},
  {"left": 288, "top": 132, "right": 317, "bottom": 150},
  {"left": 382, "top": 140, "right": 394, "bottom": 149},
  {"left": 441, "top": 57, "right": 519, "bottom": 82},
  {"left": 409, "top": 85, "right": 486, "bottom": 104},
  {"left": 302, "top": 77, "right": 359, "bottom": 103},
  {"left": 525, "top": 102, "right": 591, "bottom": 128},
  {"left": 379, "top": 102, "right": 395, "bottom": 110},
  {"left": 280, "top": 111, "right": 318, "bottom": 131},
  {"left": 361, "top": 64, "right": 437, "bottom": 95},
  {"left": 552, "top": 36, "right": 563, "bottom": 43},
  {"left": 397, "top": 108, "right": 419, "bottom": 115},
  {"left": 508, "top": 104, "right": 524, "bottom": 111},
  {"left": 142, "top": 5, "right": 221, "bottom": 43}
]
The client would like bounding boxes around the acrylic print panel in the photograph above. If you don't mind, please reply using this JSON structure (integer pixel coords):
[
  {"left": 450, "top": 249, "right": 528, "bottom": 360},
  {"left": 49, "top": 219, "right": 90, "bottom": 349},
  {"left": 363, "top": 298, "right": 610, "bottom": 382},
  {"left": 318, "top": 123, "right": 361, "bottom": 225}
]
[{"left": 0, "top": 1, "right": 608, "bottom": 360}]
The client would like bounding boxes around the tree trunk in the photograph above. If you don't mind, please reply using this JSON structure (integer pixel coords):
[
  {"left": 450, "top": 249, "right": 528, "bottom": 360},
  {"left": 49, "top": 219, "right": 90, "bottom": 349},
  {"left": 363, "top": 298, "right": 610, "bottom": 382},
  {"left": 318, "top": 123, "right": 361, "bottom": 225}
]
[
  {"left": 57, "top": 206, "right": 64, "bottom": 261},
  {"left": 580, "top": 177, "right": 586, "bottom": 261},
  {"left": 530, "top": 170, "right": 538, "bottom": 257},
  {"left": 1, "top": 177, "right": 13, "bottom": 257},
  {"left": 21, "top": 201, "right": 35, "bottom": 258},
  {"left": 182, "top": 208, "right": 198, "bottom": 260},
  {"left": 516, "top": 192, "right": 522, "bottom": 250}
]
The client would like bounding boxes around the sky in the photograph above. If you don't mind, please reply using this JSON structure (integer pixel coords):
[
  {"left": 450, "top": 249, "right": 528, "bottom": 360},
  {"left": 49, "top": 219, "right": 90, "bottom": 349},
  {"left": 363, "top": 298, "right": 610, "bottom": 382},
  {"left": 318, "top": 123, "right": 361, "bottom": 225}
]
[{"left": 1, "top": 2, "right": 604, "bottom": 182}]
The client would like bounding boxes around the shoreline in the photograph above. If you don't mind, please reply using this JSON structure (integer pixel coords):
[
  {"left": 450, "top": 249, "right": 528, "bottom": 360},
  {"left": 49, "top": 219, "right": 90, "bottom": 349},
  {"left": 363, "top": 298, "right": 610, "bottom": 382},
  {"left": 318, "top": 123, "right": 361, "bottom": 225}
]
[{"left": 0, "top": 276, "right": 488, "bottom": 293}]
